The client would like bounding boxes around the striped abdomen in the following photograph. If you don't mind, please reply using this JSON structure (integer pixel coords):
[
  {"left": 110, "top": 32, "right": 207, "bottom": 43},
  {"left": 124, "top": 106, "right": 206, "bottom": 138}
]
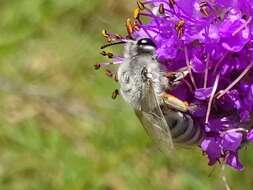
[{"left": 162, "top": 107, "right": 204, "bottom": 145}]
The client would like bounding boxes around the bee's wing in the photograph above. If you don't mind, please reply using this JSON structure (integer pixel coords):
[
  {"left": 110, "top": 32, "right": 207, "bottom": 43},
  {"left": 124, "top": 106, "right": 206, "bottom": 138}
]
[{"left": 135, "top": 80, "right": 174, "bottom": 153}]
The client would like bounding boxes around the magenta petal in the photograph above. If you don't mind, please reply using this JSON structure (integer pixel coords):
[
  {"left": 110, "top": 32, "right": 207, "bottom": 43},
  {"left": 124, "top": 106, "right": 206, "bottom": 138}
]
[
  {"left": 194, "top": 87, "right": 213, "bottom": 100},
  {"left": 247, "top": 129, "right": 253, "bottom": 142},
  {"left": 222, "top": 131, "right": 242, "bottom": 151},
  {"left": 191, "top": 56, "right": 206, "bottom": 73},
  {"left": 220, "top": 19, "right": 250, "bottom": 52},
  {"left": 201, "top": 137, "right": 221, "bottom": 165},
  {"left": 226, "top": 152, "right": 244, "bottom": 171}
]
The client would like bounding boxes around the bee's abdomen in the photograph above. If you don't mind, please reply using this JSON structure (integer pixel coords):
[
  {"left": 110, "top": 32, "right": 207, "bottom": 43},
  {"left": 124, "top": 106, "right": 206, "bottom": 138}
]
[{"left": 163, "top": 110, "right": 204, "bottom": 145}]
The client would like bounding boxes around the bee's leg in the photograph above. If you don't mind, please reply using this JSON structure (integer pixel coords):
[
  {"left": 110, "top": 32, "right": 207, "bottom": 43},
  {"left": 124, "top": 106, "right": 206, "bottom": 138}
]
[
  {"left": 112, "top": 89, "right": 119, "bottom": 100},
  {"left": 160, "top": 92, "right": 189, "bottom": 112},
  {"left": 164, "top": 69, "right": 189, "bottom": 85},
  {"left": 106, "top": 69, "right": 118, "bottom": 82}
]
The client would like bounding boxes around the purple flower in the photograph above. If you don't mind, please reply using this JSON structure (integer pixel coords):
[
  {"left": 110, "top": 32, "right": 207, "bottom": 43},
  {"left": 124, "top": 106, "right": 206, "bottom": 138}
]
[{"left": 98, "top": 0, "right": 253, "bottom": 171}]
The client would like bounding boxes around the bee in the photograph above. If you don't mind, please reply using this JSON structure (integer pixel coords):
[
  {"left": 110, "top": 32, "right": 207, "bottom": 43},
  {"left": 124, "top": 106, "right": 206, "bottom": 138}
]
[{"left": 101, "top": 38, "right": 203, "bottom": 153}]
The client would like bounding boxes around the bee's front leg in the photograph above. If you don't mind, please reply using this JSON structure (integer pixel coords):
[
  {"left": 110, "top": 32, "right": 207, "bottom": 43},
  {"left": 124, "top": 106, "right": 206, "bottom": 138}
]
[{"left": 164, "top": 68, "right": 189, "bottom": 87}]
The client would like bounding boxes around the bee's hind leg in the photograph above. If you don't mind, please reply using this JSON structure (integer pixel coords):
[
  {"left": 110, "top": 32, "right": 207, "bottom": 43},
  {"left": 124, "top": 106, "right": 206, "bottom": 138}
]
[{"left": 160, "top": 92, "right": 189, "bottom": 112}]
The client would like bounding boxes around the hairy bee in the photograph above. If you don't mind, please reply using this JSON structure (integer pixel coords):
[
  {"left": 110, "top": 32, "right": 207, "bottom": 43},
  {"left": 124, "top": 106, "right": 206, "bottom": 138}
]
[{"left": 102, "top": 38, "right": 203, "bottom": 152}]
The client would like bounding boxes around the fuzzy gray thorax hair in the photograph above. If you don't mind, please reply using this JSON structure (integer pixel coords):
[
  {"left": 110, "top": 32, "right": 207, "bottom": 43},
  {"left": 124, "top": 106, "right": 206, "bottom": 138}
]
[{"left": 118, "top": 41, "right": 166, "bottom": 110}]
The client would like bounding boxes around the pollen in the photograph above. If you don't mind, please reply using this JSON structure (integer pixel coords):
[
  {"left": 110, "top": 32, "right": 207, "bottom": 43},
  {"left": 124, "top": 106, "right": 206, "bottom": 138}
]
[{"left": 133, "top": 8, "right": 140, "bottom": 19}]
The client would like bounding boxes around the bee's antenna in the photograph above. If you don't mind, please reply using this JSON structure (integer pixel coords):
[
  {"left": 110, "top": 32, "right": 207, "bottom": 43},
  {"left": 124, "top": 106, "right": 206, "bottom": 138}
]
[{"left": 100, "top": 41, "right": 127, "bottom": 49}]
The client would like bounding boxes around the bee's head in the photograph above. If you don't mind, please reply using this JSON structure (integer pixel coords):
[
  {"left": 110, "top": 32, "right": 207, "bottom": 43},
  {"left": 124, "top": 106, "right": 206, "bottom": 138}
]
[
  {"left": 100, "top": 38, "right": 157, "bottom": 58},
  {"left": 136, "top": 38, "right": 157, "bottom": 53},
  {"left": 124, "top": 38, "right": 157, "bottom": 58}
]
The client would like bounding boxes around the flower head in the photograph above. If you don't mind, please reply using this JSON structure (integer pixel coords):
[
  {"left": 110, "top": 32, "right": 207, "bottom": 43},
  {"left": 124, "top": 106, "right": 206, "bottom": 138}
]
[{"left": 98, "top": 0, "right": 253, "bottom": 170}]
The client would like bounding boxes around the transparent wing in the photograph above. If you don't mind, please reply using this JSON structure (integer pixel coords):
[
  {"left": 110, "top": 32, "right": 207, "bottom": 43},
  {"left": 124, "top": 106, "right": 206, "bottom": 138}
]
[{"left": 135, "top": 79, "right": 174, "bottom": 153}]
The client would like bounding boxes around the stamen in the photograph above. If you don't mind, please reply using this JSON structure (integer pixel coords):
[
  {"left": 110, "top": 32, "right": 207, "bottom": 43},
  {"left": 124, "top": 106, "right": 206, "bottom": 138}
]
[
  {"left": 184, "top": 46, "right": 197, "bottom": 89},
  {"left": 232, "top": 16, "right": 252, "bottom": 37},
  {"left": 216, "top": 62, "right": 253, "bottom": 99},
  {"left": 205, "top": 74, "right": 220, "bottom": 124}
]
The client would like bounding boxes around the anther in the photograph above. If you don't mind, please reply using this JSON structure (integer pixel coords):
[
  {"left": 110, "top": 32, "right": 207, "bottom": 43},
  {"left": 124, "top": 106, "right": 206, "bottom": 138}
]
[
  {"left": 105, "top": 69, "right": 118, "bottom": 82},
  {"left": 126, "top": 18, "right": 134, "bottom": 36},
  {"left": 94, "top": 64, "right": 101, "bottom": 70},
  {"left": 106, "top": 69, "right": 113, "bottom": 78},
  {"left": 102, "top": 29, "right": 112, "bottom": 42},
  {"left": 102, "top": 29, "right": 108, "bottom": 37},
  {"left": 100, "top": 51, "right": 114, "bottom": 58},
  {"left": 100, "top": 51, "right": 107, "bottom": 56},
  {"left": 112, "top": 89, "right": 119, "bottom": 99},
  {"left": 134, "top": 8, "right": 140, "bottom": 19},
  {"left": 175, "top": 20, "right": 185, "bottom": 38},
  {"left": 159, "top": 4, "right": 165, "bottom": 15},
  {"left": 169, "top": 0, "right": 176, "bottom": 9},
  {"left": 199, "top": 2, "right": 209, "bottom": 17},
  {"left": 137, "top": 0, "right": 145, "bottom": 10}
]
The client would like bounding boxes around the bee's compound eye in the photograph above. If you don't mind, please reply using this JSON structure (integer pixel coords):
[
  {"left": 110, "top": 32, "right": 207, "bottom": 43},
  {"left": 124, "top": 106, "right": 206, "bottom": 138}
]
[{"left": 137, "top": 38, "right": 157, "bottom": 48}]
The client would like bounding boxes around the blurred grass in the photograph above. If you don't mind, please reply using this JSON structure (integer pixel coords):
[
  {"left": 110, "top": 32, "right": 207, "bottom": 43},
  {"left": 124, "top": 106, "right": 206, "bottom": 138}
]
[{"left": 0, "top": 0, "right": 252, "bottom": 190}]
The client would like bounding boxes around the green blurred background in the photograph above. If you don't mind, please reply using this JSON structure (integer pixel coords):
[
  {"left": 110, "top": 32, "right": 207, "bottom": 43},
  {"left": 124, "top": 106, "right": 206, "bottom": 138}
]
[{"left": 0, "top": 0, "right": 252, "bottom": 189}]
